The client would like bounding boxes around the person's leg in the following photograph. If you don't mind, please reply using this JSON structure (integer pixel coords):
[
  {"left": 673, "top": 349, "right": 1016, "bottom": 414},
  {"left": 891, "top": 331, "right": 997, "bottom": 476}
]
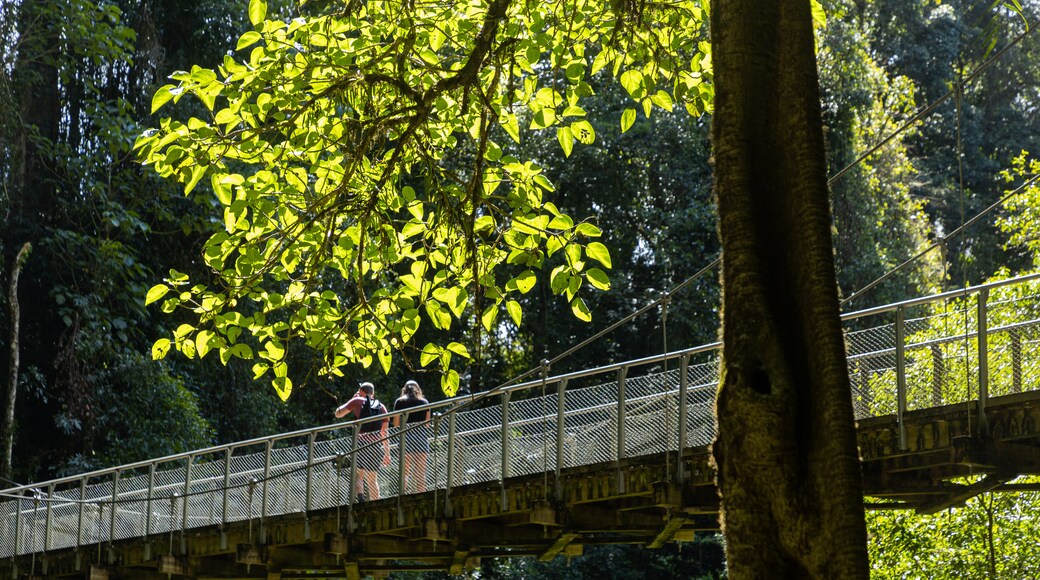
[
  {"left": 365, "top": 469, "right": 380, "bottom": 499},
  {"left": 414, "top": 453, "right": 428, "bottom": 492}
]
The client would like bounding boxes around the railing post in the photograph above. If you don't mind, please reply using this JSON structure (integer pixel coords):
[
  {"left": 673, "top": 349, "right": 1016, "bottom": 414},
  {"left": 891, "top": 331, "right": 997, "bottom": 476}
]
[
  {"left": 397, "top": 412, "right": 407, "bottom": 525},
  {"left": 616, "top": 366, "right": 629, "bottom": 493},
  {"left": 109, "top": 471, "right": 120, "bottom": 544},
  {"left": 1011, "top": 328, "right": 1022, "bottom": 393},
  {"left": 181, "top": 456, "right": 193, "bottom": 554},
  {"left": 676, "top": 355, "right": 690, "bottom": 484},
  {"left": 44, "top": 484, "right": 53, "bottom": 552},
  {"left": 445, "top": 412, "right": 457, "bottom": 518},
  {"left": 931, "top": 344, "right": 944, "bottom": 407},
  {"left": 500, "top": 391, "right": 511, "bottom": 511},
  {"left": 144, "top": 464, "right": 156, "bottom": 540},
  {"left": 555, "top": 378, "right": 568, "bottom": 500},
  {"left": 13, "top": 493, "right": 20, "bottom": 556},
  {"left": 305, "top": 433, "right": 315, "bottom": 540},
  {"left": 76, "top": 478, "right": 86, "bottom": 549},
  {"left": 616, "top": 366, "right": 628, "bottom": 461},
  {"left": 348, "top": 428, "right": 359, "bottom": 531},
  {"left": 220, "top": 449, "right": 231, "bottom": 550},
  {"left": 895, "top": 307, "right": 908, "bottom": 450},
  {"left": 260, "top": 441, "right": 271, "bottom": 543},
  {"left": 978, "top": 288, "right": 990, "bottom": 434},
  {"left": 398, "top": 413, "right": 408, "bottom": 496}
]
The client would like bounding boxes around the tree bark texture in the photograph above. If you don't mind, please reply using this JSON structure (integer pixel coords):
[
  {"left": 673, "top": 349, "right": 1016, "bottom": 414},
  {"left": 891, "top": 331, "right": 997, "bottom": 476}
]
[
  {"left": 710, "top": 1, "right": 869, "bottom": 578},
  {"left": 2, "top": 242, "right": 31, "bottom": 483}
]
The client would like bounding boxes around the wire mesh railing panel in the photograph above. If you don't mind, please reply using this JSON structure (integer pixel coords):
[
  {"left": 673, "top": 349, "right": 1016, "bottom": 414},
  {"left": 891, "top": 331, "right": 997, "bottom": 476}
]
[
  {"left": 43, "top": 489, "right": 78, "bottom": 551},
  {"left": 685, "top": 385, "right": 717, "bottom": 447},
  {"left": 426, "top": 419, "right": 449, "bottom": 496},
  {"left": 375, "top": 427, "right": 402, "bottom": 499},
  {"left": 111, "top": 475, "right": 145, "bottom": 542},
  {"left": 562, "top": 382, "right": 618, "bottom": 467},
  {"left": 265, "top": 445, "right": 309, "bottom": 516},
  {"left": 453, "top": 424, "right": 503, "bottom": 486},
  {"left": 0, "top": 499, "right": 18, "bottom": 557},
  {"left": 626, "top": 393, "right": 673, "bottom": 458}
]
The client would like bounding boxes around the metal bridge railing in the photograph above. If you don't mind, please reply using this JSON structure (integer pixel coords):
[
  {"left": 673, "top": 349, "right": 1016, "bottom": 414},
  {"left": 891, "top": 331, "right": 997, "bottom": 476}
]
[{"left": 2, "top": 273, "right": 1040, "bottom": 558}]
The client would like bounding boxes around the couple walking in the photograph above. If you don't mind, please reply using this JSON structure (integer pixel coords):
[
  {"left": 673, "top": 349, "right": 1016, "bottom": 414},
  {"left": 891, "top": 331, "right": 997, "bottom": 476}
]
[{"left": 333, "top": 380, "right": 430, "bottom": 501}]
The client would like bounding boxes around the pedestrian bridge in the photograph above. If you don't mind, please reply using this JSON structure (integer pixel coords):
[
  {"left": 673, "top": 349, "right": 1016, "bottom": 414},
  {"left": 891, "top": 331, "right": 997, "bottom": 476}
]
[{"left": 3, "top": 274, "right": 1040, "bottom": 579}]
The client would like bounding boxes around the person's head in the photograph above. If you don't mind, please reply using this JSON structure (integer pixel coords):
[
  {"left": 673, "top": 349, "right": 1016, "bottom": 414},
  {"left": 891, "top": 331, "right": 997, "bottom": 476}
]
[
  {"left": 401, "top": 380, "right": 422, "bottom": 398},
  {"left": 358, "top": 382, "right": 375, "bottom": 396}
]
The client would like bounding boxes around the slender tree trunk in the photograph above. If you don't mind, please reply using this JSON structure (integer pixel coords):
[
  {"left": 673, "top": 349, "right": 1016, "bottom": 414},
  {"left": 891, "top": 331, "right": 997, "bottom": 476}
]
[
  {"left": 710, "top": 0, "right": 869, "bottom": 578},
  {"left": 2, "top": 242, "right": 31, "bottom": 483}
]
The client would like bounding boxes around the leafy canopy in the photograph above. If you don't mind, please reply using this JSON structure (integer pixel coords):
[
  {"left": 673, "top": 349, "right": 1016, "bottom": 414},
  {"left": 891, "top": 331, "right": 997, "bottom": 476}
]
[{"left": 135, "top": 0, "right": 713, "bottom": 399}]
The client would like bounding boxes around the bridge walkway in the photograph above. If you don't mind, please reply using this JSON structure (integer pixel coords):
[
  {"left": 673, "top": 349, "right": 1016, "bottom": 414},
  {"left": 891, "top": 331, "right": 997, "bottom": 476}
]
[{"left": 2, "top": 273, "right": 1040, "bottom": 578}]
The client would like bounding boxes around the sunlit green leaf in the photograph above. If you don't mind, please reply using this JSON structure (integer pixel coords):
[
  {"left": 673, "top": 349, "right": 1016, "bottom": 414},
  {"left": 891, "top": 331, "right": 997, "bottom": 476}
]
[
  {"left": 586, "top": 242, "right": 612, "bottom": 268},
  {"left": 145, "top": 284, "right": 170, "bottom": 306},
  {"left": 151, "top": 338, "right": 172, "bottom": 360},
  {"left": 248, "top": 0, "right": 267, "bottom": 26}
]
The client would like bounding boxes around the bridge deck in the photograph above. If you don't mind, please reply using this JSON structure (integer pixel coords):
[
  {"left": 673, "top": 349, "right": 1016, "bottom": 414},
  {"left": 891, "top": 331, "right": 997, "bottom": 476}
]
[{"left": 2, "top": 274, "right": 1039, "bottom": 578}]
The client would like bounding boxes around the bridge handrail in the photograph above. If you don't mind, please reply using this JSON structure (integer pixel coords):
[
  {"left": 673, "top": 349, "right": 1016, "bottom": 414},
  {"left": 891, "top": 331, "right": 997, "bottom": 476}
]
[
  {"left": 841, "top": 272, "right": 1040, "bottom": 320},
  {"left": 4, "top": 272, "right": 1040, "bottom": 496}
]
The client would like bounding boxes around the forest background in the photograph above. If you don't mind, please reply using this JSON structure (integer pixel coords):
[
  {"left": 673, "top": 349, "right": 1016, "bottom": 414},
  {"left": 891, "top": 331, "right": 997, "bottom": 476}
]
[{"left": 3, "top": 0, "right": 1040, "bottom": 577}]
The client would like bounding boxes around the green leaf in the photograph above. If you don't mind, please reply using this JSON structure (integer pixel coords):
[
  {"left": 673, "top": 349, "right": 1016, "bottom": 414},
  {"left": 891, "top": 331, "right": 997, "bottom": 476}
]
[
  {"left": 650, "top": 90, "right": 674, "bottom": 112},
  {"left": 621, "top": 108, "right": 637, "bottom": 133},
  {"left": 264, "top": 340, "right": 285, "bottom": 360},
  {"left": 446, "top": 342, "right": 470, "bottom": 358},
  {"left": 184, "top": 164, "right": 207, "bottom": 194},
  {"left": 514, "top": 270, "right": 536, "bottom": 293},
  {"left": 145, "top": 284, "right": 170, "bottom": 305},
  {"left": 151, "top": 338, "right": 172, "bottom": 360},
  {"left": 441, "top": 369, "right": 460, "bottom": 397},
  {"left": 273, "top": 376, "right": 292, "bottom": 401},
  {"left": 248, "top": 0, "right": 267, "bottom": 26},
  {"left": 570, "top": 297, "right": 592, "bottom": 322},
  {"left": 481, "top": 305, "right": 497, "bottom": 331},
  {"left": 506, "top": 300, "right": 522, "bottom": 326},
  {"left": 237, "top": 31, "right": 262, "bottom": 51},
  {"left": 570, "top": 120, "right": 595, "bottom": 144},
  {"left": 810, "top": 0, "right": 826, "bottom": 28},
  {"left": 620, "top": 69, "right": 645, "bottom": 99},
  {"left": 151, "top": 84, "right": 177, "bottom": 114},
  {"left": 420, "top": 343, "right": 441, "bottom": 367},
  {"left": 378, "top": 347, "right": 392, "bottom": 374},
  {"left": 196, "top": 330, "right": 215, "bottom": 358},
  {"left": 587, "top": 268, "right": 610, "bottom": 290},
  {"left": 500, "top": 113, "right": 521, "bottom": 143},
  {"left": 557, "top": 126, "right": 574, "bottom": 157},
  {"left": 586, "top": 242, "right": 612, "bottom": 268}
]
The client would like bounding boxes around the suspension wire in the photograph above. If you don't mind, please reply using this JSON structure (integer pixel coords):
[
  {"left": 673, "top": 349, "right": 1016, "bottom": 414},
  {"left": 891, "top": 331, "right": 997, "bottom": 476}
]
[
  {"left": 954, "top": 72, "right": 975, "bottom": 438},
  {"left": 828, "top": 15, "right": 1040, "bottom": 186},
  {"left": 540, "top": 360, "right": 549, "bottom": 501},
  {"left": 661, "top": 294, "right": 671, "bottom": 481},
  {"left": 841, "top": 172, "right": 1040, "bottom": 307}
]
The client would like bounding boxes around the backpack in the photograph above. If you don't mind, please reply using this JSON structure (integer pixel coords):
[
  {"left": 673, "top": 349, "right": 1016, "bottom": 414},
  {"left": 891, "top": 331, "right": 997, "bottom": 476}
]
[{"left": 359, "top": 396, "right": 386, "bottom": 432}]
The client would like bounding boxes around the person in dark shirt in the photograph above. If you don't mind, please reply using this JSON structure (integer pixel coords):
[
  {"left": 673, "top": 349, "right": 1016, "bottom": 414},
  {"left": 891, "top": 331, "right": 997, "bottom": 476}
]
[
  {"left": 334, "top": 382, "right": 389, "bottom": 501},
  {"left": 393, "top": 380, "right": 430, "bottom": 493}
]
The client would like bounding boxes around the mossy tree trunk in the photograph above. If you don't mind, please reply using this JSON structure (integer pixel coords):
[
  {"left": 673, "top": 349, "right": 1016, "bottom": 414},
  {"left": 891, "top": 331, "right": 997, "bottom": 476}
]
[{"left": 710, "top": 0, "right": 870, "bottom": 577}]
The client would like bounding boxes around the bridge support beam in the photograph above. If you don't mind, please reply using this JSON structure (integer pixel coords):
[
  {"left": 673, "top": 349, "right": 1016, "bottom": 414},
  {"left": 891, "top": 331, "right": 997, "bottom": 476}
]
[
  {"left": 538, "top": 532, "right": 580, "bottom": 561},
  {"left": 917, "top": 474, "right": 1009, "bottom": 515},
  {"left": 647, "top": 517, "right": 689, "bottom": 549}
]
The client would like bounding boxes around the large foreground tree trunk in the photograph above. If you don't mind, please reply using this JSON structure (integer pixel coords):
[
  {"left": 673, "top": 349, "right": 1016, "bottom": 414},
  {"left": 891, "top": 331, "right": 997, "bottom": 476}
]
[{"left": 710, "top": 1, "right": 869, "bottom": 578}]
